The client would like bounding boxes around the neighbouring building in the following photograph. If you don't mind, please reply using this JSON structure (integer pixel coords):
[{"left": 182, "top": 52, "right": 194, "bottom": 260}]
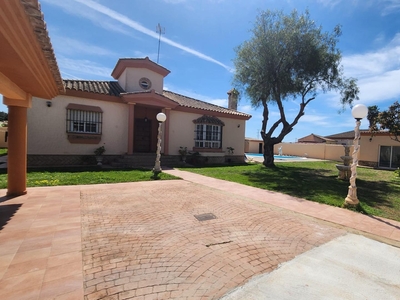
[
  {"left": 359, "top": 131, "right": 399, "bottom": 169},
  {"left": 27, "top": 57, "right": 252, "bottom": 167},
  {"left": 298, "top": 133, "right": 337, "bottom": 144}
]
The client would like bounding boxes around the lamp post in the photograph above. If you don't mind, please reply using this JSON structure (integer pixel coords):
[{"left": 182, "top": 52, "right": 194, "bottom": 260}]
[
  {"left": 153, "top": 112, "right": 167, "bottom": 177},
  {"left": 345, "top": 104, "right": 368, "bottom": 206}
]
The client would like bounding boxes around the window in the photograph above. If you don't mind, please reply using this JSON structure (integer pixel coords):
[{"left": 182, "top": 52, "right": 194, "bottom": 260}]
[
  {"left": 67, "top": 109, "right": 102, "bottom": 134},
  {"left": 66, "top": 104, "right": 103, "bottom": 136},
  {"left": 379, "top": 146, "right": 400, "bottom": 169},
  {"left": 195, "top": 124, "right": 222, "bottom": 148},
  {"left": 139, "top": 77, "right": 152, "bottom": 90},
  {"left": 193, "top": 115, "right": 225, "bottom": 149}
]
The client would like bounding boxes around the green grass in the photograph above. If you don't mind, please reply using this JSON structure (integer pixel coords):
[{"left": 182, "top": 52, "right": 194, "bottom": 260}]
[
  {"left": 0, "top": 167, "right": 179, "bottom": 189},
  {"left": 180, "top": 161, "right": 400, "bottom": 222},
  {"left": 0, "top": 148, "right": 7, "bottom": 156}
]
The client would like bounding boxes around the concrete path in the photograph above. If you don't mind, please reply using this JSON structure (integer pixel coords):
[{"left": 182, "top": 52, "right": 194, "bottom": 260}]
[
  {"left": 0, "top": 168, "right": 399, "bottom": 299},
  {"left": 221, "top": 234, "right": 400, "bottom": 300}
]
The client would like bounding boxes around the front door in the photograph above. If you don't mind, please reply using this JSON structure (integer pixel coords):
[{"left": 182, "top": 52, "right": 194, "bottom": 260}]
[{"left": 134, "top": 119, "right": 152, "bottom": 152}]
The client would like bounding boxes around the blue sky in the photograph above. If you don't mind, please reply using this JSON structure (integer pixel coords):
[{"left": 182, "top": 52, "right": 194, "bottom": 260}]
[{"left": 3, "top": 0, "right": 400, "bottom": 141}]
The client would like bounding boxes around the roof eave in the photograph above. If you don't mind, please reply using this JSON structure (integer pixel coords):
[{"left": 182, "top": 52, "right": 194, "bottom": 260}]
[{"left": 0, "top": 0, "right": 64, "bottom": 100}]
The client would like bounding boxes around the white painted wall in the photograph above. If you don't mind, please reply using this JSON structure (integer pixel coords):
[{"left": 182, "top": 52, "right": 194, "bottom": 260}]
[
  {"left": 117, "top": 69, "right": 127, "bottom": 91},
  {"left": 168, "top": 110, "right": 246, "bottom": 156},
  {"left": 124, "top": 68, "right": 164, "bottom": 93},
  {"left": 28, "top": 96, "right": 129, "bottom": 155}
]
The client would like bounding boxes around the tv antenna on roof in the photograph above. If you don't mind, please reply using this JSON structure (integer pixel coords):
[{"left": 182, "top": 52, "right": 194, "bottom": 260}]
[{"left": 156, "top": 23, "right": 165, "bottom": 64}]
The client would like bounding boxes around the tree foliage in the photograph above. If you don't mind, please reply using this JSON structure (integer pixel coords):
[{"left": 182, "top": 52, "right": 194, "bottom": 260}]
[
  {"left": 233, "top": 9, "right": 359, "bottom": 167},
  {"left": 368, "top": 101, "right": 400, "bottom": 142},
  {"left": 0, "top": 112, "right": 8, "bottom": 122}
]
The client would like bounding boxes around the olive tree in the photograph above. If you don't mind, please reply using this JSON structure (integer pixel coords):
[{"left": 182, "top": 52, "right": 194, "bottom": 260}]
[{"left": 233, "top": 9, "right": 359, "bottom": 167}]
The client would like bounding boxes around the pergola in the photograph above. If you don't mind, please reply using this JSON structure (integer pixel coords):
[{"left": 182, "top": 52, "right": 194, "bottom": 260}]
[{"left": 0, "top": 0, "right": 64, "bottom": 196}]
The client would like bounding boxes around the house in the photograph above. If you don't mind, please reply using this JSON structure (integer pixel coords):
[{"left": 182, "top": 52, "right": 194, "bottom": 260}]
[
  {"left": 27, "top": 57, "right": 251, "bottom": 166},
  {"left": 283, "top": 130, "right": 399, "bottom": 169},
  {"left": 323, "top": 130, "right": 399, "bottom": 168},
  {"left": 244, "top": 137, "right": 264, "bottom": 154},
  {"left": 0, "top": 0, "right": 64, "bottom": 196},
  {"left": 359, "top": 130, "right": 399, "bottom": 169},
  {"left": 324, "top": 131, "right": 355, "bottom": 145},
  {"left": 298, "top": 133, "right": 337, "bottom": 144}
]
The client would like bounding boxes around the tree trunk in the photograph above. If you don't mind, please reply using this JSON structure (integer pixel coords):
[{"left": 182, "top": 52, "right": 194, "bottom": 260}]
[{"left": 263, "top": 141, "right": 275, "bottom": 167}]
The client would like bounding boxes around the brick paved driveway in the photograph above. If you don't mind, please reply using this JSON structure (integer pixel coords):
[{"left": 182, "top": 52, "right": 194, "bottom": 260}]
[{"left": 81, "top": 180, "right": 345, "bottom": 300}]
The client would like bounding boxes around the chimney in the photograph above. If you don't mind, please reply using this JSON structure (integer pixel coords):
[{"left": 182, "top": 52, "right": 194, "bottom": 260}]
[{"left": 227, "top": 88, "right": 238, "bottom": 110}]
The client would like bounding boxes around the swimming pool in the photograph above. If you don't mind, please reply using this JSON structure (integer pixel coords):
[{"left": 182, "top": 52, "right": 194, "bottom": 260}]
[{"left": 246, "top": 153, "right": 306, "bottom": 160}]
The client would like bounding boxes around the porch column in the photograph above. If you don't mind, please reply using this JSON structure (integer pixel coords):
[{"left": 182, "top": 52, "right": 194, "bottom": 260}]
[
  {"left": 163, "top": 108, "right": 171, "bottom": 155},
  {"left": 127, "top": 103, "right": 135, "bottom": 155},
  {"left": 3, "top": 95, "right": 32, "bottom": 196}
]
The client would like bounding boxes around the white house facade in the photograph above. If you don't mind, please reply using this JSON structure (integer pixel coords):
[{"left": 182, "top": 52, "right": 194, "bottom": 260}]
[{"left": 27, "top": 57, "right": 251, "bottom": 166}]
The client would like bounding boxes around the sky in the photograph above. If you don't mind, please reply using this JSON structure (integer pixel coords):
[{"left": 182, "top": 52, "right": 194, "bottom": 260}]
[{"left": 2, "top": 0, "right": 400, "bottom": 142}]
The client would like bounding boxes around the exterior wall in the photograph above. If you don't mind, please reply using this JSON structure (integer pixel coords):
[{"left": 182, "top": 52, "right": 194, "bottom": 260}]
[
  {"left": 359, "top": 134, "right": 399, "bottom": 166},
  {"left": 0, "top": 127, "right": 8, "bottom": 148},
  {"left": 168, "top": 110, "right": 246, "bottom": 158},
  {"left": 273, "top": 142, "right": 353, "bottom": 161},
  {"left": 245, "top": 139, "right": 263, "bottom": 153},
  {"left": 28, "top": 96, "right": 129, "bottom": 155},
  {"left": 333, "top": 139, "right": 353, "bottom": 145},
  {"left": 124, "top": 68, "right": 164, "bottom": 93},
  {"left": 243, "top": 135, "right": 398, "bottom": 168},
  {"left": 118, "top": 69, "right": 127, "bottom": 92}
]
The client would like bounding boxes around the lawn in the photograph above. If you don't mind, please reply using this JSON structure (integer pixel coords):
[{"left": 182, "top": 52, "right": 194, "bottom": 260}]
[
  {"left": 0, "top": 167, "right": 178, "bottom": 189},
  {"left": 181, "top": 161, "right": 400, "bottom": 222}
]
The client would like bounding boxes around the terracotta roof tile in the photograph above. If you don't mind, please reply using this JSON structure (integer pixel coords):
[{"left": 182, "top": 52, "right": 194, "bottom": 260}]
[
  {"left": 193, "top": 115, "right": 225, "bottom": 126},
  {"left": 63, "top": 80, "right": 124, "bottom": 96},
  {"left": 62, "top": 80, "right": 251, "bottom": 119},
  {"left": 325, "top": 131, "right": 355, "bottom": 139},
  {"left": 298, "top": 133, "right": 336, "bottom": 143},
  {"left": 162, "top": 90, "right": 251, "bottom": 118},
  {"left": 22, "top": 0, "right": 64, "bottom": 94}
]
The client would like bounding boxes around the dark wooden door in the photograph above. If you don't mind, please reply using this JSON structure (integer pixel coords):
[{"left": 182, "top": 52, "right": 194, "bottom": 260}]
[{"left": 134, "top": 119, "right": 151, "bottom": 152}]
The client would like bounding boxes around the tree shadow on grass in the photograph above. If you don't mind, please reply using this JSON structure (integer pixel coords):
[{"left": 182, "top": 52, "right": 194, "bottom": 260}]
[
  {"left": 356, "top": 178, "right": 400, "bottom": 221},
  {"left": 242, "top": 165, "right": 396, "bottom": 211}
]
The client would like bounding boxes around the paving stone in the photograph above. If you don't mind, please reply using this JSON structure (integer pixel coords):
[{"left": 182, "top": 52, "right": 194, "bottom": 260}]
[{"left": 80, "top": 180, "right": 344, "bottom": 299}]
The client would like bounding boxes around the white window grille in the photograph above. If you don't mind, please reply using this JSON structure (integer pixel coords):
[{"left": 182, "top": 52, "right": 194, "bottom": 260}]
[
  {"left": 195, "top": 124, "right": 222, "bottom": 148},
  {"left": 66, "top": 109, "right": 102, "bottom": 134}
]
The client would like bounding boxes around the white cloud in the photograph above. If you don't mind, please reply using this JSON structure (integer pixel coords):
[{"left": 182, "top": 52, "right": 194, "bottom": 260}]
[
  {"left": 238, "top": 104, "right": 253, "bottom": 114},
  {"left": 342, "top": 34, "right": 400, "bottom": 79},
  {"left": 380, "top": 0, "right": 400, "bottom": 15},
  {"left": 52, "top": 36, "right": 117, "bottom": 57},
  {"left": 51, "top": 0, "right": 233, "bottom": 72},
  {"left": 60, "top": 70, "right": 82, "bottom": 80},
  {"left": 357, "top": 69, "right": 400, "bottom": 104},
  {"left": 317, "top": 0, "right": 343, "bottom": 8},
  {"left": 164, "top": 84, "right": 229, "bottom": 106},
  {"left": 298, "top": 114, "right": 330, "bottom": 126},
  {"left": 342, "top": 33, "right": 400, "bottom": 105},
  {"left": 57, "top": 57, "right": 112, "bottom": 78},
  {"left": 41, "top": 0, "right": 133, "bottom": 36}
]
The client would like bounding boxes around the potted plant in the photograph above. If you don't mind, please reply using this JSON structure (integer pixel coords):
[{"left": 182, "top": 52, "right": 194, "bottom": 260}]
[
  {"left": 178, "top": 146, "right": 188, "bottom": 163},
  {"left": 94, "top": 146, "right": 105, "bottom": 165}
]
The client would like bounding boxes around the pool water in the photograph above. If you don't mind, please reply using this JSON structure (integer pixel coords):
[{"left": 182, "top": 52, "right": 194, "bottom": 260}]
[{"left": 246, "top": 153, "right": 306, "bottom": 160}]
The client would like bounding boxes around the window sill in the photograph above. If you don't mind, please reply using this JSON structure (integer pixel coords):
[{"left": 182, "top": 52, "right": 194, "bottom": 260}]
[
  {"left": 192, "top": 147, "right": 223, "bottom": 153},
  {"left": 68, "top": 133, "right": 101, "bottom": 144}
]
